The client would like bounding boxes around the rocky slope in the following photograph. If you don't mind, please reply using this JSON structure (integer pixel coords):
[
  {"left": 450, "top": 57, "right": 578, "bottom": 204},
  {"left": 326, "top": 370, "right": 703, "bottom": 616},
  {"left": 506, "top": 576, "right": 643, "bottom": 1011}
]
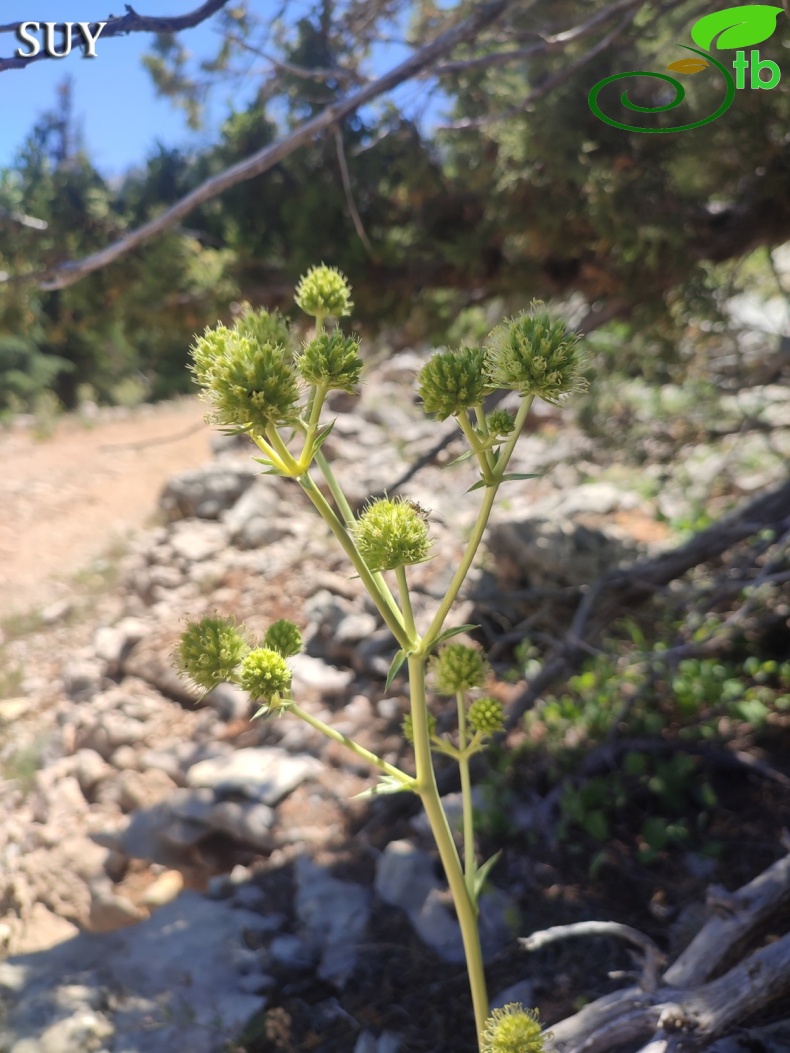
[{"left": 2, "top": 352, "right": 788, "bottom": 1053}]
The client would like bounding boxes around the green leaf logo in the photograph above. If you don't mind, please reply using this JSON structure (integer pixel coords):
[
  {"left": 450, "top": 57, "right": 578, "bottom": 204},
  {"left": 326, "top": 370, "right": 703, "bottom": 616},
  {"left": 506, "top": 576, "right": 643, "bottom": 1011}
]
[{"left": 691, "top": 5, "right": 783, "bottom": 50}]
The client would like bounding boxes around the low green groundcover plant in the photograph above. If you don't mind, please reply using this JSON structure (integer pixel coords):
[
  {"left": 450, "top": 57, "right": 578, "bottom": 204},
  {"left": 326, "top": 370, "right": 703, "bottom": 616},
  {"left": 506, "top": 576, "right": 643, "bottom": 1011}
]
[{"left": 176, "top": 265, "right": 587, "bottom": 1052}]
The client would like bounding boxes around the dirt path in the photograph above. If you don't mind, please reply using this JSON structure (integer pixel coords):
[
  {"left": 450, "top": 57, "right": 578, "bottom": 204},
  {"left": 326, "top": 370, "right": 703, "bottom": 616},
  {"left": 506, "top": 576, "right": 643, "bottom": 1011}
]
[{"left": 0, "top": 399, "right": 212, "bottom": 620}]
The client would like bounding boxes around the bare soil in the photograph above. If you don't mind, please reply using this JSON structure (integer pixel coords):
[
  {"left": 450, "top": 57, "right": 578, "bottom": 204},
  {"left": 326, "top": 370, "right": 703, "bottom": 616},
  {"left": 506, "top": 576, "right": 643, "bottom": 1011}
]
[{"left": 0, "top": 399, "right": 212, "bottom": 620}]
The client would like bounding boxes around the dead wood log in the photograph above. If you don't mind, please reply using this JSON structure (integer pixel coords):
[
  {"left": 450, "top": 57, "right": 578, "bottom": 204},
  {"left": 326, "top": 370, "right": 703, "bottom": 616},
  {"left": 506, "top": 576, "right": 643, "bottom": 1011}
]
[{"left": 524, "top": 853, "right": 790, "bottom": 1053}]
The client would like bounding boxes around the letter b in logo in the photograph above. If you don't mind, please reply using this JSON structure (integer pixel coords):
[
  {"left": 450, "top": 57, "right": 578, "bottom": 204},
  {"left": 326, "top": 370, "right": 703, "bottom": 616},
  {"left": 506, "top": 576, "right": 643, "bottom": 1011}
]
[
  {"left": 750, "top": 49, "right": 780, "bottom": 88},
  {"left": 735, "top": 49, "right": 781, "bottom": 89}
]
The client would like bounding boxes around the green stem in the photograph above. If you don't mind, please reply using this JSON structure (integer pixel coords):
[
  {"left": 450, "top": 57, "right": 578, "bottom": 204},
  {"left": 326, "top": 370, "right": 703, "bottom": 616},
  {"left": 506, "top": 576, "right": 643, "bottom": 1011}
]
[
  {"left": 421, "top": 394, "right": 534, "bottom": 649},
  {"left": 422, "top": 483, "right": 497, "bottom": 649},
  {"left": 310, "top": 447, "right": 406, "bottom": 629},
  {"left": 456, "top": 689, "right": 476, "bottom": 896},
  {"left": 298, "top": 472, "right": 412, "bottom": 651},
  {"left": 408, "top": 655, "right": 488, "bottom": 1046},
  {"left": 251, "top": 433, "right": 289, "bottom": 474},
  {"left": 313, "top": 447, "right": 354, "bottom": 524},
  {"left": 457, "top": 411, "right": 495, "bottom": 480},
  {"left": 264, "top": 423, "right": 300, "bottom": 475},
  {"left": 395, "top": 565, "right": 417, "bottom": 640},
  {"left": 290, "top": 701, "right": 414, "bottom": 786}
]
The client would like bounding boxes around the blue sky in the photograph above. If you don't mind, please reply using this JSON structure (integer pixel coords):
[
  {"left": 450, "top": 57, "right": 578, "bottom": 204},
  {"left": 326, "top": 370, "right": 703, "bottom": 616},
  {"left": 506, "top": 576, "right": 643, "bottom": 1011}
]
[
  {"left": 0, "top": 2, "right": 427, "bottom": 177},
  {"left": 1, "top": 2, "right": 235, "bottom": 173},
  {"left": 1, "top": 1, "right": 427, "bottom": 177}
]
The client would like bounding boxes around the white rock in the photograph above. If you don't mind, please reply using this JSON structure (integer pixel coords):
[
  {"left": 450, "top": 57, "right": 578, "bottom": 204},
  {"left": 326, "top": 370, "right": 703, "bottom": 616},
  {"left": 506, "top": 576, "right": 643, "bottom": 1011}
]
[
  {"left": 375, "top": 840, "right": 439, "bottom": 914},
  {"left": 170, "top": 520, "right": 228, "bottom": 562},
  {"left": 186, "top": 747, "right": 322, "bottom": 805}
]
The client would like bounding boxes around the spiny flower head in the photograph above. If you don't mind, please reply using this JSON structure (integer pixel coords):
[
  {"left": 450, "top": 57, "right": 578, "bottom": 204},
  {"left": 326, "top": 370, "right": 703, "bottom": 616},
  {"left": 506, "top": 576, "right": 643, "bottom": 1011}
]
[
  {"left": 431, "top": 643, "right": 487, "bottom": 695},
  {"left": 481, "top": 1005, "right": 547, "bottom": 1053},
  {"left": 234, "top": 303, "right": 293, "bottom": 352},
  {"left": 487, "top": 408, "right": 516, "bottom": 438},
  {"left": 486, "top": 304, "right": 587, "bottom": 405},
  {"left": 190, "top": 325, "right": 301, "bottom": 433},
  {"left": 402, "top": 710, "right": 437, "bottom": 744},
  {"left": 263, "top": 619, "right": 303, "bottom": 658},
  {"left": 297, "top": 330, "right": 363, "bottom": 392},
  {"left": 177, "top": 615, "right": 249, "bottom": 693},
  {"left": 352, "top": 496, "right": 432, "bottom": 572},
  {"left": 417, "top": 346, "right": 490, "bottom": 421},
  {"left": 468, "top": 696, "right": 505, "bottom": 736},
  {"left": 239, "top": 647, "right": 292, "bottom": 701},
  {"left": 295, "top": 264, "right": 353, "bottom": 319}
]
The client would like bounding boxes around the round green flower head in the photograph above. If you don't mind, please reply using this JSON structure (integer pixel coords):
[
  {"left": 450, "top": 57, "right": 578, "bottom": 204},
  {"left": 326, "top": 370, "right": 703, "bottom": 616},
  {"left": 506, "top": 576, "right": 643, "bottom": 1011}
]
[
  {"left": 190, "top": 325, "right": 301, "bottom": 432},
  {"left": 402, "top": 711, "right": 437, "bottom": 744},
  {"left": 297, "top": 330, "right": 363, "bottom": 392},
  {"left": 431, "top": 643, "right": 487, "bottom": 695},
  {"left": 263, "top": 619, "right": 303, "bottom": 658},
  {"left": 482, "top": 1005, "right": 547, "bottom": 1053},
  {"left": 487, "top": 408, "right": 516, "bottom": 438},
  {"left": 352, "top": 496, "right": 432, "bottom": 572},
  {"left": 239, "top": 647, "right": 292, "bottom": 701},
  {"left": 417, "top": 346, "right": 490, "bottom": 421},
  {"left": 234, "top": 304, "right": 292, "bottom": 352},
  {"left": 468, "top": 696, "right": 505, "bottom": 736},
  {"left": 487, "top": 304, "right": 587, "bottom": 404},
  {"left": 177, "top": 615, "right": 249, "bottom": 693},
  {"left": 295, "top": 264, "right": 353, "bottom": 319}
]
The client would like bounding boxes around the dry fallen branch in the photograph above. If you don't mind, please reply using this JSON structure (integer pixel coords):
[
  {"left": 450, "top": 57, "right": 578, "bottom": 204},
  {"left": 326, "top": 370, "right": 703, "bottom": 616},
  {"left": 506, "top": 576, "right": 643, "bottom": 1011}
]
[
  {"left": 527, "top": 853, "right": 790, "bottom": 1053},
  {"left": 520, "top": 921, "right": 666, "bottom": 992}
]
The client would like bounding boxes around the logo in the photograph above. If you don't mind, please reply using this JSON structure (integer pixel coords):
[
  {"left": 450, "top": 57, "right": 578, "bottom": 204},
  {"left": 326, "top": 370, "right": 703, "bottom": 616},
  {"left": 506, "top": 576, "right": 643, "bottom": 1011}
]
[
  {"left": 15, "top": 22, "right": 107, "bottom": 59},
  {"left": 588, "top": 4, "right": 784, "bottom": 132}
]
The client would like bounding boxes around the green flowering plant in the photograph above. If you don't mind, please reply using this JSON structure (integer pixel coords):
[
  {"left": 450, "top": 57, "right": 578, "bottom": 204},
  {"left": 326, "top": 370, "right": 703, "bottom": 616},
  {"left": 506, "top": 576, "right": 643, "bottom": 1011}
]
[
  {"left": 486, "top": 303, "right": 587, "bottom": 405},
  {"left": 177, "top": 267, "right": 584, "bottom": 1051}
]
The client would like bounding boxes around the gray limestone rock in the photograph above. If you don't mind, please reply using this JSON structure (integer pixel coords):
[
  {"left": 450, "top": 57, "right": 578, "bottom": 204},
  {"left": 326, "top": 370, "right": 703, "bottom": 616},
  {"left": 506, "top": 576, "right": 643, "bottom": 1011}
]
[
  {"left": 186, "top": 747, "right": 322, "bottom": 805},
  {"left": 206, "top": 799, "right": 276, "bottom": 851},
  {"left": 222, "top": 479, "right": 288, "bottom": 548},
  {"left": 294, "top": 855, "right": 372, "bottom": 987},
  {"left": 0, "top": 892, "right": 269, "bottom": 1053},
  {"left": 169, "top": 520, "right": 229, "bottom": 563},
  {"left": 159, "top": 462, "right": 259, "bottom": 521}
]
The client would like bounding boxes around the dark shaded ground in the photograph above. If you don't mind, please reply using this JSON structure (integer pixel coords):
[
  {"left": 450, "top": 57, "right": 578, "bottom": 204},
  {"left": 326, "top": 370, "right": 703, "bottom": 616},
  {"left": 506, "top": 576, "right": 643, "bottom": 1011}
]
[{"left": 226, "top": 715, "right": 790, "bottom": 1053}]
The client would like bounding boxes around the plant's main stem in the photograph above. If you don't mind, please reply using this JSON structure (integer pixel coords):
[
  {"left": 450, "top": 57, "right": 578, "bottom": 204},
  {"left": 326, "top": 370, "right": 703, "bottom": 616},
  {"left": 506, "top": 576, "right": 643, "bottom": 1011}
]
[
  {"left": 408, "top": 654, "right": 489, "bottom": 1047},
  {"left": 456, "top": 689, "right": 476, "bottom": 896},
  {"left": 298, "top": 472, "right": 413, "bottom": 651}
]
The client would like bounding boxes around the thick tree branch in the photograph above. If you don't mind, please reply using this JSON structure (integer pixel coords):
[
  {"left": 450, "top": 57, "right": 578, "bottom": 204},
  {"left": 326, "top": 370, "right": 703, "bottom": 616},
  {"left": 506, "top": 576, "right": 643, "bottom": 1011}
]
[
  {"left": 0, "top": 1, "right": 232, "bottom": 73},
  {"left": 6, "top": 0, "right": 514, "bottom": 293}
]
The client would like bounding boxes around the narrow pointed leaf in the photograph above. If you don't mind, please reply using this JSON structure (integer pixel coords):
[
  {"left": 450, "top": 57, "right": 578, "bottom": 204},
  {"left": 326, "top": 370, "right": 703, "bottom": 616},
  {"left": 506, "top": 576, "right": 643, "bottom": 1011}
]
[
  {"left": 472, "top": 850, "right": 502, "bottom": 902},
  {"left": 432, "top": 624, "right": 479, "bottom": 649},
  {"left": 466, "top": 477, "right": 492, "bottom": 492},
  {"left": 386, "top": 649, "right": 408, "bottom": 690},
  {"left": 447, "top": 448, "right": 476, "bottom": 466},
  {"left": 499, "top": 472, "right": 542, "bottom": 483},
  {"left": 312, "top": 418, "right": 336, "bottom": 453},
  {"left": 352, "top": 775, "right": 413, "bottom": 799}
]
